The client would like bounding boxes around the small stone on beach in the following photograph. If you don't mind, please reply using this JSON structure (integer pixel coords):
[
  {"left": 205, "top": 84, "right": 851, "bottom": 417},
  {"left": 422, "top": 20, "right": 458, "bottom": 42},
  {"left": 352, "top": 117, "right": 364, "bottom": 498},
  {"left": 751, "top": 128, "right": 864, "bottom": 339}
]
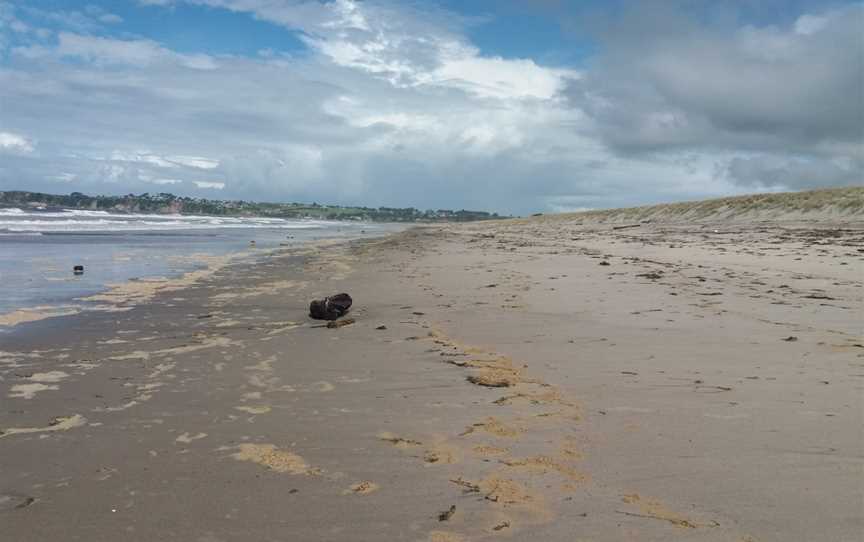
[{"left": 438, "top": 505, "right": 456, "bottom": 521}]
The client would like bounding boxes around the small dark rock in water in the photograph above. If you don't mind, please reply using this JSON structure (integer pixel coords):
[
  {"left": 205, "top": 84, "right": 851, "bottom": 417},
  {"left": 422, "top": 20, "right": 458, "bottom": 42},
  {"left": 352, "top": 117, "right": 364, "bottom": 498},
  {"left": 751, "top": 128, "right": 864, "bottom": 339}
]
[
  {"left": 782, "top": 336, "right": 799, "bottom": 342},
  {"left": 376, "top": 325, "right": 387, "bottom": 330},
  {"left": 73, "top": 265, "right": 84, "bottom": 275},
  {"left": 599, "top": 261, "right": 611, "bottom": 266},
  {"left": 309, "top": 293, "right": 352, "bottom": 320}
]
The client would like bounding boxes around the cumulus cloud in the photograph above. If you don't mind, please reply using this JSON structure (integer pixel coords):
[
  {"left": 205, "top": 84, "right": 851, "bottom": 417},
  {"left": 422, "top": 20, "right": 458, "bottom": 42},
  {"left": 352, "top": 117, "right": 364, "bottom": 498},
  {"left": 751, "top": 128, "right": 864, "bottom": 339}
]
[
  {"left": 183, "top": 0, "right": 577, "bottom": 99},
  {"left": 0, "top": 131, "right": 34, "bottom": 153},
  {"left": 559, "top": 1, "right": 862, "bottom": 188}
]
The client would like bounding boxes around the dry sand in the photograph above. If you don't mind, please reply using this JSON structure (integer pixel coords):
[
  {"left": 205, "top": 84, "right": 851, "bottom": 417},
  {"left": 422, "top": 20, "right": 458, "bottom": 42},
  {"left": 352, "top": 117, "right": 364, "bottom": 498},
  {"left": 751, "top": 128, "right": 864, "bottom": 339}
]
[{"left": 0, "top": 196, "right": 861, "bottom": 541}]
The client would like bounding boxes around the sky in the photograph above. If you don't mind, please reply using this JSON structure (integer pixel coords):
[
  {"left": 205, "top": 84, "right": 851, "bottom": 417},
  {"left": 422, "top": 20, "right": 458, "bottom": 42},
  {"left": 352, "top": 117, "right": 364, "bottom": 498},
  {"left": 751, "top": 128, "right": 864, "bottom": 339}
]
[{"left": 0, "top": 0, "right": 861, "bottom": 215}]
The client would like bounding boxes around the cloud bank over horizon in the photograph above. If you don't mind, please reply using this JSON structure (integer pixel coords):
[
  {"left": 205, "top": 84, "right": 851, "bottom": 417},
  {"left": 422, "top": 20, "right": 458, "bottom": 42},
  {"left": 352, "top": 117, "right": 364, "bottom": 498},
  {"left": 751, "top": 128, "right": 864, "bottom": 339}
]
[{"left": 0, "top": 0, "right": 861, "bottom": 214}]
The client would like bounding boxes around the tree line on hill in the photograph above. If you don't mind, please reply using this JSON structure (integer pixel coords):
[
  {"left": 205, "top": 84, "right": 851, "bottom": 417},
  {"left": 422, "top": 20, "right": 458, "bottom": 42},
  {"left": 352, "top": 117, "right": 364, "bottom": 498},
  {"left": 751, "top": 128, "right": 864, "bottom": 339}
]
[{"left": 0, "top": 191, "right": 503, "bottom": 222}]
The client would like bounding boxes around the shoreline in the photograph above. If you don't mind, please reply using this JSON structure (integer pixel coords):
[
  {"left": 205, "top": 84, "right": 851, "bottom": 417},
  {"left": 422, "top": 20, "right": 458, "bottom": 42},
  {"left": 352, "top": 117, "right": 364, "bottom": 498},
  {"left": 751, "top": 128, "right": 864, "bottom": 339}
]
[
  {"left": 0, "top": 227, "right": 400, "bottom": 330},
  {"left": 1, "top": 220, "right": 861, "bottom": 541},
  {"left": 0, "top": 249, "right": 256, "bottom": 329}
]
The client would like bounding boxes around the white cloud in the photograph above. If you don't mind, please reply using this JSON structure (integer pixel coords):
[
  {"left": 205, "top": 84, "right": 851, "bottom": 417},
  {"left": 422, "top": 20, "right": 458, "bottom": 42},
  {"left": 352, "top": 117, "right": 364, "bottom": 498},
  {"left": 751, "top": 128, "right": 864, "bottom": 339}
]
[
  {"left": 99, "top": 13, "right": 123, "bottom": 24},
  {"left": 794, "top": 14, "right": 828, "bottom": 35},
  {"left": 192, "top": 180, "right": 225, "bottom": 189},
  {"left": 426, "top": 54, "right": 577, "bottom": 100},
  {"left": 0, "top": 131, "right": 35, "bottom": 153},
  {"left": 102, "top": 151, "right": 220, "bottom": 170},
  {"left": 15, "top": 32, "right": 218, "bottom": 70},
  {"left": 108, "top": 151, "right": 175, "bottom": 168},
  {"left": 187, "top": 0, "right": 574, "bottom": 100},
  {"left": 52, "top": 172, "right": 76, "bottom": 182},
  {"left": 168, "top": 155, "right": 220, "bottom": 169}
]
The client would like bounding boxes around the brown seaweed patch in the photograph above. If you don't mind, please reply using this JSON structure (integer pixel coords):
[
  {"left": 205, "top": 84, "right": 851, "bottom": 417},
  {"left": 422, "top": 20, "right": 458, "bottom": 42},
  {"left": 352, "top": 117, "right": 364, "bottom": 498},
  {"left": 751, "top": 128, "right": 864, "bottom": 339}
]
[
  {"left": 343, "top": 481, "right": 380, "bottom": 495},
  {"left": 460, "top": 417, "right": 522, "bottom": 438},
  {"left": 423, "top": 442, "right": 461, "bottom": 465},
  {"left": 231, "top": 443, "right": 320, "bottom": 475},
  {"left": 467, "top": 369, "right": 519, "bottom": 388},
  {"left": 377, "top": 431, "right": 423, "bottom": 449},
  {"left": 472, "top": 444, "right": 509, "bottom": 457},
  {"left": 452, "top": 475, "right": 538, "bottom": 506},
  {"left": 500, "top": 456, "right": 585, "bottom": 483},
  {"left": 493, "top": 389, "right": 575, "bottom": 407}
]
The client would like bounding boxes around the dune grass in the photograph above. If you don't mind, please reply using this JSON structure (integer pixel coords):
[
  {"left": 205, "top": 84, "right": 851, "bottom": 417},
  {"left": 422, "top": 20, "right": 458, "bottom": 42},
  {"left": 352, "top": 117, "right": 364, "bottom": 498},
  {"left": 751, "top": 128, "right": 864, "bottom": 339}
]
[{"left": 543, "top": 187, "right": 864, "bottom": 224}]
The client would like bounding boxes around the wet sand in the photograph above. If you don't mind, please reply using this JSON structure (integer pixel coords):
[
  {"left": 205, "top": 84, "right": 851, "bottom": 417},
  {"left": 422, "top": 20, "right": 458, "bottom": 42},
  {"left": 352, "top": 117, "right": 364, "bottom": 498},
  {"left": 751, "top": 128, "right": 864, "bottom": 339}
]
[{"left": 1, "top": 219, "right": 862, "bottom": 541}]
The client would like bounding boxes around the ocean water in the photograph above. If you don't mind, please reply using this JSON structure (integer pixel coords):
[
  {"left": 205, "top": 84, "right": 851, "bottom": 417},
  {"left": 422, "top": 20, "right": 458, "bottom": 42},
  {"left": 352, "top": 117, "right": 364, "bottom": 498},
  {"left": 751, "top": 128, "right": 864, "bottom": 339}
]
[{"left": 0, "top": 207, "right": 402, "bottom": 320}]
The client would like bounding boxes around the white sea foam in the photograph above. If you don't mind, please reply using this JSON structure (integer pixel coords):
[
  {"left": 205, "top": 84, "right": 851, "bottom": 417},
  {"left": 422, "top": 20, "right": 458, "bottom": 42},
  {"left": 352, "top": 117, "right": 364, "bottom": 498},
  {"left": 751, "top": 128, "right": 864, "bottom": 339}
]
[
  {"left": 0, "top": 208, "right": 27, "bottom": 216},
  {"left": 0, "top": 207, "right": 348, "bottom": 233}
]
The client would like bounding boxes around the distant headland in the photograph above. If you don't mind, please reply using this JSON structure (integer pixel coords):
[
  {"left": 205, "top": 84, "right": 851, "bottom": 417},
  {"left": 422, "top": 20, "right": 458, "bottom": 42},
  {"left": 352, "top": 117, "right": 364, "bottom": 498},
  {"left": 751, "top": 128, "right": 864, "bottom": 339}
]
[{"left": 0, "top": 190, "right": 504, "bottom": 223}]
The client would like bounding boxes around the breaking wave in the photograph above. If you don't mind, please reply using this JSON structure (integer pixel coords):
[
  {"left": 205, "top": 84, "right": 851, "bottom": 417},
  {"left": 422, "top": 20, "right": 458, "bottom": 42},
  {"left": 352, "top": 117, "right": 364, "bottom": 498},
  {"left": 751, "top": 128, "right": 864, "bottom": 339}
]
[{"left": 0, "top": 207, "right": 345, "bottom": 233}]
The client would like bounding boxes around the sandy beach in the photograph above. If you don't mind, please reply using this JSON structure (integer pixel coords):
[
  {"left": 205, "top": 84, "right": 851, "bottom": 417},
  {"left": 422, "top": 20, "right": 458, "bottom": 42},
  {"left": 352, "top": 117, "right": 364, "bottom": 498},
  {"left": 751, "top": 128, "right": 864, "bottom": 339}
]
[{"left": 1, "top": 202, "right": 862, "bottom": 541}]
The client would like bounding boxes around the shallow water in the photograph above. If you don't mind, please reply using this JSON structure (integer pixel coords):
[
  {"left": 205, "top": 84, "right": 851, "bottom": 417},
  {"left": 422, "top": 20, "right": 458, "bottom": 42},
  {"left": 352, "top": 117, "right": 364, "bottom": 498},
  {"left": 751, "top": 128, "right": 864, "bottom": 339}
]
[{"left": 0, "top": 207, "right": 401, "bottom": 317}]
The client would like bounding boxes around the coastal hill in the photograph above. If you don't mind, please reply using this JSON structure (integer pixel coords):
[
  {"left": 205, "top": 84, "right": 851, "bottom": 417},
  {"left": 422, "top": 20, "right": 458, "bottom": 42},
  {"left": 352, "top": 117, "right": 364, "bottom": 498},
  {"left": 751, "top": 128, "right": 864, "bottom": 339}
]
[
  {"left": 539, "top": 187, "right": 864, "bottom": 225},
  {"left": 0, "top": 190, "right": 502, "bottom": 223}
]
